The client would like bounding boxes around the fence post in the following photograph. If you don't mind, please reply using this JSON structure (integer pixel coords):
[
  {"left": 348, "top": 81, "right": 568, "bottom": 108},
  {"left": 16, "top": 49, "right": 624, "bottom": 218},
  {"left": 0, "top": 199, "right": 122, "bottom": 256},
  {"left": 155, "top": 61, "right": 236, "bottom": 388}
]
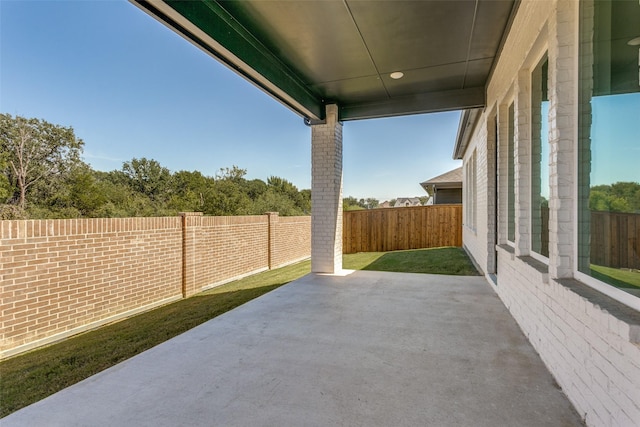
[
  {"left": 179, "top": 212, "right": 203, "bottom": 297},
  {"left": 266, "top": 212, "right": 279, "bottom": 269}
]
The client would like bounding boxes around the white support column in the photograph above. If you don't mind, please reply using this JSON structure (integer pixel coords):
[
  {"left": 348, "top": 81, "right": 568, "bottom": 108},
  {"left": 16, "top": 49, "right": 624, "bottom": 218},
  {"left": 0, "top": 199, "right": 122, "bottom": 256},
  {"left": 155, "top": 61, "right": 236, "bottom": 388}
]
[
  {"left": 311, "top": 104, "right": 343, "bottom": 273},
  {"left": 547, "top": 0, "right": 577, "bottom": 279},
  {"left": 514, "top": 70, "right": 531, "bottom": 257}
]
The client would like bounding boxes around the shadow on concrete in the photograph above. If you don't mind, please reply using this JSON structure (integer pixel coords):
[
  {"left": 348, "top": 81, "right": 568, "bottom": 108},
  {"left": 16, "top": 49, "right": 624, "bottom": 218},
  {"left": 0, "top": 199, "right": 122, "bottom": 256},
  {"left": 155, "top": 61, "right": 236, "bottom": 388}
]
[
  {"left": 360, "top": 247, "right": 481, "bottom": 276},
  {"left": 2, "top": 271, "right": 583, "bottom": 426},
  {"left": 0, "top": 283, "right": 287, "bottom": 418}
]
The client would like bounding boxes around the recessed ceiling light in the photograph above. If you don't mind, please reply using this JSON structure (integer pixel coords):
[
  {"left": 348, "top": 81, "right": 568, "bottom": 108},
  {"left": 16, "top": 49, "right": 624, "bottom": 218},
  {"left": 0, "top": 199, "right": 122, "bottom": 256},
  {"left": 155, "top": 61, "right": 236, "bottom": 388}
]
[
  {"left": 390, "top": 71, "right": 404, "bottom": 80},
  {"left": 628, "top": 36, "right": 640, "bottom": 46}
]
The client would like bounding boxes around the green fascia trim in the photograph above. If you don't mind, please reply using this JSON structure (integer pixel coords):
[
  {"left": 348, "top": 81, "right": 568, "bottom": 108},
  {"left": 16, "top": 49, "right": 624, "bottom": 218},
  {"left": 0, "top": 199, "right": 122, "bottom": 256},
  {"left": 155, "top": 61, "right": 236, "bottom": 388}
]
[
  {"left": 164, "top": 0, "right": 324, "bottom": 120},
  {"left": 340, "top": 87, "right": 485, "bottom": 121}
]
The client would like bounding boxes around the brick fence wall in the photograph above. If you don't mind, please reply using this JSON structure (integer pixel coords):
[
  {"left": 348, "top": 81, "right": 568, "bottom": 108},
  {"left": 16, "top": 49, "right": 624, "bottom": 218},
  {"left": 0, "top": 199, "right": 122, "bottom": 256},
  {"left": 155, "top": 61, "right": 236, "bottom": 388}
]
[
  {"left": 272, "top": 215, "right": 313, "bottom": 270},
  {"left": 1, "top": 213, "right": 310, "bottom": 358}
]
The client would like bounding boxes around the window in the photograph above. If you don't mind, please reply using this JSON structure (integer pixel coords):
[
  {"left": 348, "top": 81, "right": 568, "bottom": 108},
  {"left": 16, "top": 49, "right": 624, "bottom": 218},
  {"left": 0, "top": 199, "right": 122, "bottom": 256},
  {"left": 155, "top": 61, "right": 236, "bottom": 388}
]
[
  {"left": 578, "top": 0, "right": 640, "bottom": 297},
  {"left": 507, "top": 103, "right": 515, "bottom": 243},
  {"left": 531, "top": 56, "right": 549, "bottom": 258},
  {"left": 472, "top": 150, "right": 477, "bottom": 229},
  {"left": 465, "top": 149, "right": 477, "bottom": 231}
]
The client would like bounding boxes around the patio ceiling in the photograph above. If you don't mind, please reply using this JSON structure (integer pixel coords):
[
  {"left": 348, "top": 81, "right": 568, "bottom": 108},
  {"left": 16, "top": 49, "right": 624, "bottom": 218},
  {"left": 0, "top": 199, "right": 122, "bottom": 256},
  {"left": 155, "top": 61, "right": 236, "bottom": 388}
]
[{"left": 131, "top": 0, "right": 518, "bottom": 121}]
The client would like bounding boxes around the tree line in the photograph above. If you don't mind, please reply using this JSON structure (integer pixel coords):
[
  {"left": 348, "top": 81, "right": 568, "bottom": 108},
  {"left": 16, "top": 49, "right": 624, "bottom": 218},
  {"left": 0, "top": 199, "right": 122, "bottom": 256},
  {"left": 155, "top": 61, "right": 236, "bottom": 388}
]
[
  {"left": 589, "top": 182, "right": 640, "bottom": 214},
  {"left": 0, "top": 114, "right": 390, "bottom": 220},
  {"left": 8, "top": 114, "right": 634, "bottom": 220},
  {"left": 1, "top": 114, "right": 312, "bottom": 219}
]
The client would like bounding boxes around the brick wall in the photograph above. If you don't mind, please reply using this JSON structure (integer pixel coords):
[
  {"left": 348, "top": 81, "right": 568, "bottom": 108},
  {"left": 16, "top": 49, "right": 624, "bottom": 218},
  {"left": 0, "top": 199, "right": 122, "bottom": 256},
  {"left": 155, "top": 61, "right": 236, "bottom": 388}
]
[
  {"left": 463, "top": 133, "right": 489, "bottom": 274},
  {"left": 272, "top": 216, "right": 312, "bottom": 269},
  {"left": 1, "top": 213, "right": 310, "bottom": 358},
  {"left": 496, "top": 247, "right": 640, "bottom": 426},
  {"left": 197, "top": 215, "right": 270, "bottom": 292},
  {"left": 311, "top": 104, "right": 343, "bottom": 273}
]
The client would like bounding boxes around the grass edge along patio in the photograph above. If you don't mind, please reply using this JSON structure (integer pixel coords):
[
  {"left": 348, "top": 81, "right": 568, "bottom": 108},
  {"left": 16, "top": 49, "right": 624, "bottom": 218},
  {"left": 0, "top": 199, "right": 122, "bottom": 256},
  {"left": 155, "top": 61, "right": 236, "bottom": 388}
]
[{"left": 0, "top": 247, "right": 478, "bottom": 417}]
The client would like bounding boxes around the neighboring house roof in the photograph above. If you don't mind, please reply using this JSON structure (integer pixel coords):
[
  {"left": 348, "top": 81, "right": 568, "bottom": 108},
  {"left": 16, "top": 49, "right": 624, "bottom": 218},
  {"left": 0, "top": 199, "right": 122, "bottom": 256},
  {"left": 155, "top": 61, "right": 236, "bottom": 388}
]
[
  {"left": 393, "top": 198, "right": 422, "bottom": 208},
  {"left": 420, "top": 167, "right": 463, "bottom": 195}
]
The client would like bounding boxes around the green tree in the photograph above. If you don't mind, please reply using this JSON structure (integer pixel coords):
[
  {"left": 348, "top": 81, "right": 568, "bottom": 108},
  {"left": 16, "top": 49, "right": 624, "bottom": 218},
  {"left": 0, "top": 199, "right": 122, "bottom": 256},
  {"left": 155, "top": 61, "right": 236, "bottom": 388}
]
[
  {"left": 243, "top": 179, "right": 268, "bottom": 201},
  {"left": 25, "top": 162, "right": 103, "bottom": 218},
  {"left": 204, "top": 180, "right": 251, "bottom": 215},
  {"left": 0, "top": 151, "right": 12, "bottom": 203},
  {"left": 343, "top": 196, "right": 365, "bottom": 211},
  {"left": 300, "top": 189, "right": 311, "bottom": 214},
  {"left": 200, "top": 167, "right": 251, "bottom": 216},
  {"left": 121, "top": 158, "right": 171, "bottom": 202},
  {"left": 590, "top": 189, "right": 631, "bottom": 212},
  {"left": 609, "top": 182, "right": 640, "bottom": 212},
  {"left": 0, "top": 114, "right": 83, "bottom": 209},
  {"left": 92, "top": 170, "right": 157, "bottom": 217},
  {"left": 590, "top": 182, "right": 640, "bottom": 213},
  {"left": 267, "top": 176, "right": 308, "bottom": 212},
  {"left": 67, "top": 165, "right": 108, "bottom": 216},
  {"left": 249, "top": 188, "right": 303, "bottom": 216},
  {"left": 216, "top": 165, "right": 247, "bottom": 183},
  {"left": 364, "top": 198, "right": 379, "bottom": 209},
  {"left": 167, "top": 170, "right": 212, "bottom": 212}
]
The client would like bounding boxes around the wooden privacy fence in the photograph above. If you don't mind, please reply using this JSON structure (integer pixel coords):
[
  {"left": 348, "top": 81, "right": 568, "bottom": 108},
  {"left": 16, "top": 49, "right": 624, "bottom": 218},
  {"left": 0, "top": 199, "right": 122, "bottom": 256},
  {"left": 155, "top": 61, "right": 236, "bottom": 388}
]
[
  {"left": 343, "top": 205, "right": 462, "bottom": 254},
  {"left": 590, "top": 210, "right": 640, "bottom": 269}
]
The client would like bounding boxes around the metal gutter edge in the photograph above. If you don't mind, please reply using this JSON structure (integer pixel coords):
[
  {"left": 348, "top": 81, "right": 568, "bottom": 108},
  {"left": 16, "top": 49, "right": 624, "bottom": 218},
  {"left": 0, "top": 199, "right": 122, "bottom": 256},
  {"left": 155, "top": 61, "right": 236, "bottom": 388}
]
[
  {"left": 453, "top": 0, "right": 520, "bottom": 160},
  {"left": 453, "top": 108, "right": 482, "bottom": 160},
  {"left": 130, "top": 0, "right": 324, "bottom": 121},
  {"left": 485, "top": 0, "right": 522, "bottom": 89}
]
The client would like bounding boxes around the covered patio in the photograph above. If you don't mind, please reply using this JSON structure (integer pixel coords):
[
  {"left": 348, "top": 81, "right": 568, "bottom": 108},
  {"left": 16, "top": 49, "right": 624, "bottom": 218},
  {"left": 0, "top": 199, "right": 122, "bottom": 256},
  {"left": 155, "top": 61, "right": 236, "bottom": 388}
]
[
  {"left": 2, "top": 270, "right": 582, "bottom": 426},
  {"left": 129, "top": 0, "right": 519, "bottom": 274},
  {"left": 8, "top": 0, "right": 633, "bottom": 424}
]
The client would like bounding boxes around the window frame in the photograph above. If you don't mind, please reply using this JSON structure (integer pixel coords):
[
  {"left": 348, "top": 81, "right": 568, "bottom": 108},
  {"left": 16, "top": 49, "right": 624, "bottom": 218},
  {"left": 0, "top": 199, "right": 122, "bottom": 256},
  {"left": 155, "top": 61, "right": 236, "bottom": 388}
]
[
  {"left": 574, "top": 0, "right": 640, "bottom": 312},
  {"left": 529, "top": 54, "right": 550, "bottom": 264},
  {"left": 464, "top": 149, "right": 478, "bottom": 233},
  {"left": 507, "top": 102, "right": 516, "bottom": 245}
]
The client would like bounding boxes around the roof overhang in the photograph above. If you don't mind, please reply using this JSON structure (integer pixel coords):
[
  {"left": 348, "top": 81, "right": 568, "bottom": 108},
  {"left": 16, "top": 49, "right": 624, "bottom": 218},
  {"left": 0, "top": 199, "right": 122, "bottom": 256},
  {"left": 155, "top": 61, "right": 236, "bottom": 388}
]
[
  {"left": 420, "top": 166, "right": 463, "bottom": 195},
  {"left": 453, "top": 108, "right": 482, "bottom": 159},
  {"left": 421, "top": 181, "right": 462, "bottom": 190},
  {"left": 131, "top": 0, "right": 518, "bottom": 122}
]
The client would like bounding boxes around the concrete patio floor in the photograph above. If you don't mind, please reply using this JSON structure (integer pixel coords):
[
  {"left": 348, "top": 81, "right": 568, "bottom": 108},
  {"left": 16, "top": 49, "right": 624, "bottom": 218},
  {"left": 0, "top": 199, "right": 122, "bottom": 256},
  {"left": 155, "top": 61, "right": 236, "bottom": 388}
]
[{"left": 3, "top": 270, "right": 583, "bottom": 426}]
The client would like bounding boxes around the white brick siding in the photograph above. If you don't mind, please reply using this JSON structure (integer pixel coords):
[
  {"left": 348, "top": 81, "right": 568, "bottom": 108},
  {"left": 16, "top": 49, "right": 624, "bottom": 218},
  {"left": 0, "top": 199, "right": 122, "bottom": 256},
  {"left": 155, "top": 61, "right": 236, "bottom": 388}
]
[
  {"left": 311, "top": 104, "right": 343, "bottom": 273},
  {"left": 496, "top": 247, "right": 640, "bottom": 426},
  {"left": 547, "top": 0, "right": 576, "bottom": 279},
  {"left": 461, "top": 1, "right": 640, "bottom": 426}
]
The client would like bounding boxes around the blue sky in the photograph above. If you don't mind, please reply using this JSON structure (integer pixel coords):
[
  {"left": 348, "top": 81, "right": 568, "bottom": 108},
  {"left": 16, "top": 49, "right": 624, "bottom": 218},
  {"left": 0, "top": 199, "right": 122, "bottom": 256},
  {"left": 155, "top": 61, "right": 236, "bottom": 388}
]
[
  {"left": 1, "top": 0, "right": 461, "bottom": 201},
  {"left": 590, "top": 94, "right": 640, "bottom": 186}
]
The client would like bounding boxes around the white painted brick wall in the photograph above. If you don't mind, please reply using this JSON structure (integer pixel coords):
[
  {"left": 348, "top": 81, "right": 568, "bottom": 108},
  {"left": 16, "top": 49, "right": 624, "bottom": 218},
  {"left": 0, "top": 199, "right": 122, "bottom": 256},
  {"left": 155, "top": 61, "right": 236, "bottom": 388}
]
[
  {"left": 311, "top": 104, "right": 343, "bottom": 273},
  {"left": 515, "top": 69, "right": 533, "bottom": 257},
  {"left": 548, "top": 0, "right": 576, "bottom": 279},
  {"left": 462, "top": 1, "right": 640, "bottom": 426},
  {"left": 485, "top": 111, "right": 497, "bottom": 273},
  {"left": 496, "top": 248, "right": 640, "bottom": 426},
  {"left": 496, "top": 104, "right": 508, "bottom": 245},
  {"left": 463, "top": 128, "right": 489, "bottom": 273}
]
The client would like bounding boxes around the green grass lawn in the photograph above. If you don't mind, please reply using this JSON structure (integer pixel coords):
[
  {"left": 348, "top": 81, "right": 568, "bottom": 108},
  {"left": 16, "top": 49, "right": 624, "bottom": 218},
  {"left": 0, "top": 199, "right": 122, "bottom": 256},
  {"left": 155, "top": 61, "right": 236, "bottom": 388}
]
[
  {"left": 590, "top": 264, "right": 640, "bottom": 289},
  {"left": 344, "top": 246, "right": 480, "bottom": 276},
  {"left": 1, "top": 246, "right": 478, "bottom": 417},
  {"left": 0, "top": 261, "right": 311, "bottom": 418}
]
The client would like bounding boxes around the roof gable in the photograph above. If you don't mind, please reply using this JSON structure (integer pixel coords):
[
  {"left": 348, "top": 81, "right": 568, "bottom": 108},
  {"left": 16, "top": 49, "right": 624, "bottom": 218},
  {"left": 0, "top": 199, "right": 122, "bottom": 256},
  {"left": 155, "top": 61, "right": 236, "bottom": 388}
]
[{"left": 421, "top": 167, "right": 463, "bottom": 186}]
